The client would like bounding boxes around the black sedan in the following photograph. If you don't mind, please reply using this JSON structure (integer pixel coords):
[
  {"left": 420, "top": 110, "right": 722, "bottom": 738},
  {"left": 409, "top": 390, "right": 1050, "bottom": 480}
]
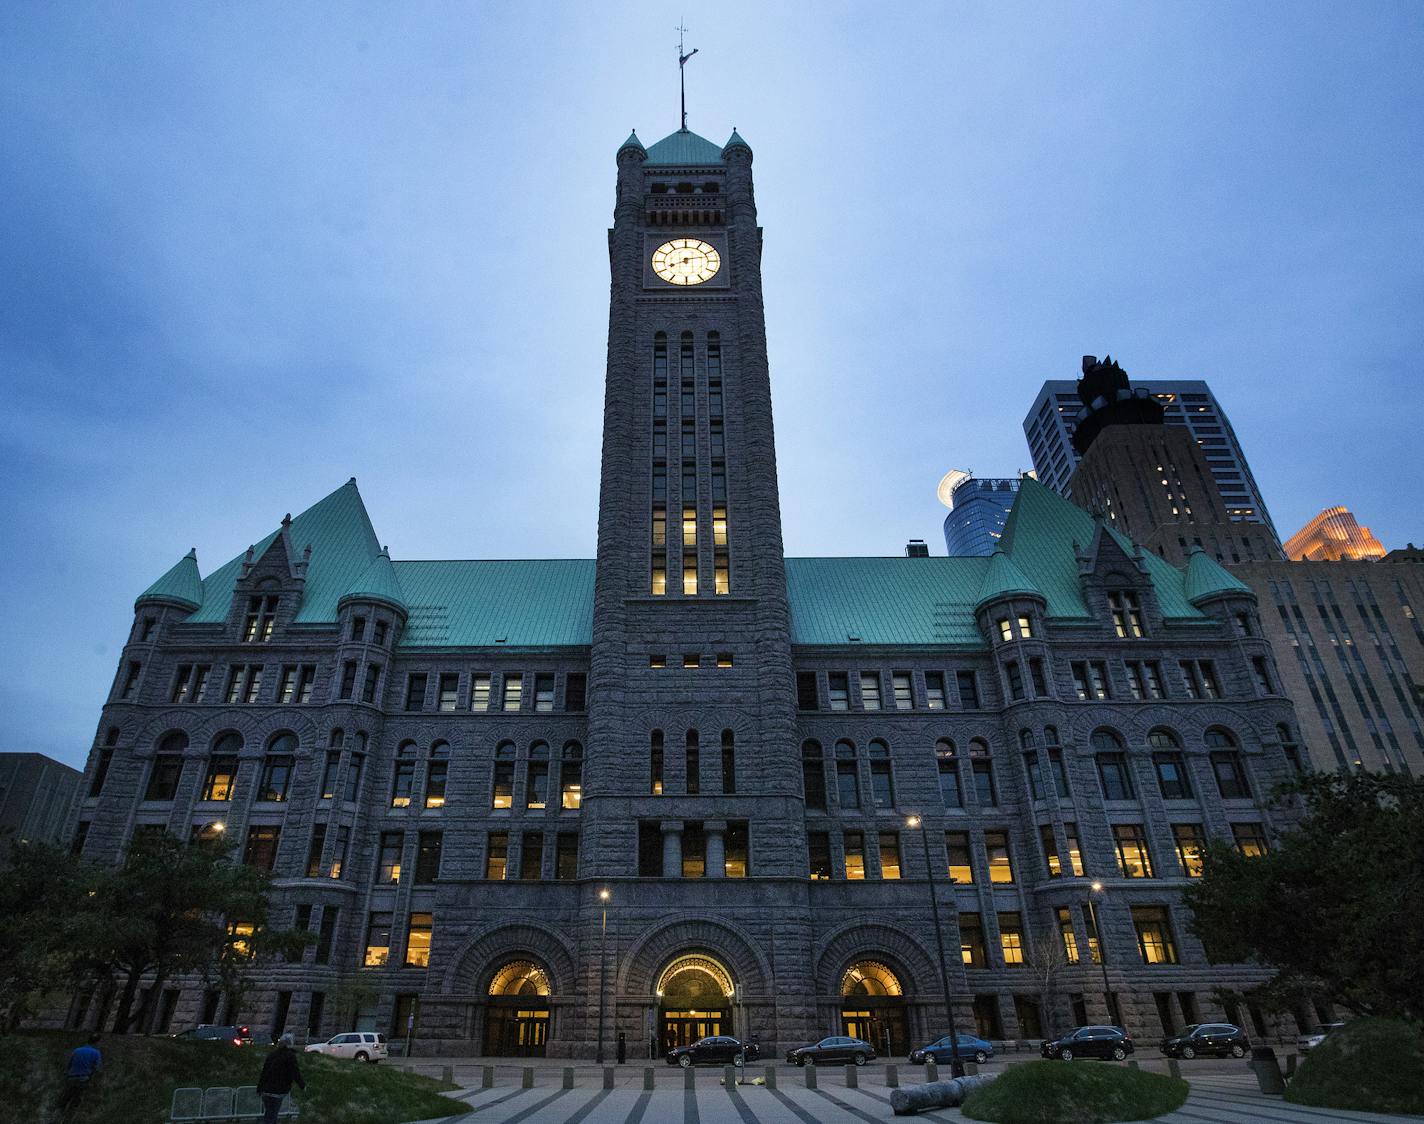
[
  {"left": 1041, "top": 1025, "right": 1134, "bottom": 1061},
  {"left": 666, "top": 1035, "right": 758, "bottom": 1068},
  {"left": 786, "top": 1036, "right": 877, "bottom": 1066},
  {"left": 1160, "top": 1023, "right": 1250, "bottom": 1059}
]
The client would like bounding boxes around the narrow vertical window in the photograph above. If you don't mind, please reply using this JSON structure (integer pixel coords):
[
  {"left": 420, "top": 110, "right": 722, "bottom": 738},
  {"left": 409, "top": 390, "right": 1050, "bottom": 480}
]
[
  {"left": 682, "top": 553, "right": 698, "bottom": 595},
  {"left": 438, "top": 674, "right": 459, "bottom": 711},
  {"left": 946, "top": 831, "right": 974, "bottom": 883},
  {"left": 801, "top": 741, "right": 826, "bottom": 809},
  {"left": 560, "top": 743, "right": 583, "bottom": 809},
  {"left": 470, "top": 673, "right": 491, "bottom": 711},
  {"left": 526, "top": 743, "right": 549, "bottom": 809},
  {"left": 501, "top": 673, "right": 523, "bottom": 711},
  {"left": 835, "top": 741, "right": 860, "bottom": 809},
  {"left": 685, "top": 730, "right": 700, "bottom": 795},
  {"left": 534, "top": 674, "right": 555, "bottom": 712},
  {"left": 892, "top": 672, "right": 913, "bottom": 710},
  {"left": 807, "top": 832, "right": 832, "bottom": 880},
  {"left": 650, "top": 730, "right": 664, "bottom": 795},
  {"left": 925, "top": 672, "right": 947, "bottom": 710},
  {"left": 485, "top": 833, "right": 508, "bottom": 880},
  {"left": 721, "top": 730, "right": 735, "bottom": 795},
  {"left": 984, "top": 829, "right": 1015, "bottom": 883},
  {"left": 878, "top": 833, "right": 902, "bottom": 879},
  {"left": 937, "top": 741, "right": 961, "bottom": 808},
  {"left": 404, "top": 913, "right": 433, "bottom": 968},
  {"left": 843, "top": 832, "right": 866, "bottom": 880},
  {"left": 425, "top": 742, "right": 449, "bottom": 808},
  {"left": 859, "top": 672, "right": 882, "bottom": 710}
]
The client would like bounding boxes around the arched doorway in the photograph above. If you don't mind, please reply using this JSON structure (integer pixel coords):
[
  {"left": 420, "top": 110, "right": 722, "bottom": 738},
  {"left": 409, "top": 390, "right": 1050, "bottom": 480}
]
[
  {"left": 657, "top": 955, "right": 734, "bottom": 1051},
  {"left": 840, "top": 961, "right": 909, "bottom": 1056},
  {"left": 482, "top": 960, "right": 550, "bottom": 1057}
]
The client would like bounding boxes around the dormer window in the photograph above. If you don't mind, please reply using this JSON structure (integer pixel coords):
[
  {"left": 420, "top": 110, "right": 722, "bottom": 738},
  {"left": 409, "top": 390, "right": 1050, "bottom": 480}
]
[
  {"left": 244, "top": 595, "right": 279, "bottom": 642},
  {"left": 1107, "top": 591, "right": 1144, "bottom": 638}
]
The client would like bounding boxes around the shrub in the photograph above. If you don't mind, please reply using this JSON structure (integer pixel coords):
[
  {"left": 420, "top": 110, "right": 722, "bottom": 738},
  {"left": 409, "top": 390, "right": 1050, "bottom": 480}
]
[
  {"left": 962, "top": 1059, "right": 1187, "bottom": 1123},
  {"left": 1285, "top": 1017, "right": 1424, "bottom": 1116}
]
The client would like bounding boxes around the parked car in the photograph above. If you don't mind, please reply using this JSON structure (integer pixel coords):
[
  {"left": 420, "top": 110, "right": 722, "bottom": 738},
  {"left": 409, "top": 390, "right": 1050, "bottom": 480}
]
[
  {"left": 1041, "top": 1025, "right": 1134, "bottom": 1061},
  {"left": 1298, "top": 1022, "right": 1346, "bottom": 1055},
  {"left": 170, "top": 1024, "right": 253, "bottom": 1047},
  {"left": 786, "top": 1036, "right": 877, "bottom": 1066},
  {"left": 908, "top": 1033, "right": 995, "bottom": 1065},
  {"left": 665, "top": 1035, "right": 759, "bottom": 1067},
  {"left": 1160, "top": 1023, "right": 1250, "bottom": 1059},
  {"left": 304, "top": 1031, "right": 389, "bottom": 1063}
]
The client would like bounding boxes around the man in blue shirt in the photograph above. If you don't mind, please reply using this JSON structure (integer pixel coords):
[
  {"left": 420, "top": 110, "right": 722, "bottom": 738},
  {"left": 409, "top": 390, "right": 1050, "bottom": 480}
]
[{"left": 57, "top": 1034, "right": 103, "bottom": 1116}]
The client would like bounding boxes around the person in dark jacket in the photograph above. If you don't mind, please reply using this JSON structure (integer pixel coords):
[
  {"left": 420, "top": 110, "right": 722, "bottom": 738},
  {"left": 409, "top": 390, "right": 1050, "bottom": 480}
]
[{"left": 256, "top": 1034, "right": 305, "bottom": 1123}]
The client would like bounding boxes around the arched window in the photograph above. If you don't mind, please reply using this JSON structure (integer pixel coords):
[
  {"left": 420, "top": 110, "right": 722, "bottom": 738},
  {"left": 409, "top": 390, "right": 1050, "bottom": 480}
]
[
  {"left": 203, "top": 731, "right": 242, "bottom": 802},
  {"left": 527, "top": 742, "right": 550, "bottom": 810},
  {"left": 841, "top": 961, "right": 904, "bottom": 998},
  {"left": 801, "top": 740, "right": 826, "bottom": 810},
  {"left": 492, "top": 741, "right": 515, "bottom": 809},
  {"left": 489, "top": 960, "right": 551, "bottom": 997},
  {"left": 1149, "top": 729, "right": 1191, "bottom": 800},
  {"left": 868, "top": 739, "right": 893, "bottom": 808},
  {"left": 650, "top": 730, "right": 664, "bottom": 796},
  {"left": 561, "top": 742, "right": 583, "bottom": 809},
  {"left": 721, "top": 730, "right": 735, "bottom": 795},
  {"left": 1092, "top": 729, "right": 1133, "bottom": 801},
  {"left": 936, "top": 739, "right": 960, "bottom": 808},
  {"left": 328, "top": 728, "right": 344, "bottom": 748},
  {"left": 967, "top": 739, "right": 995, "bottom": 806},
  {"left": 390, "top": 740, "right": 417, "bottom": 808},
  {"left": 145, "top": 731, "right": 188, "bottom": 802},
  {"left": 685, "top": 730, "right": 700, "bottom": 795},
  {"left": 426, "top": 741, "right": 449, "bottom": 809},
  {"left": 1019, "top": 729, "right": 1036, "bottom": 750},
  {"left": 834, "top": 740, "right": 860, "bottom": 810},
  {"left": 1206, "top": 729, "right": 1251, "bottom": 799},
  {"left": 256, "top": 733, "right": 296, "bottom": 802}
]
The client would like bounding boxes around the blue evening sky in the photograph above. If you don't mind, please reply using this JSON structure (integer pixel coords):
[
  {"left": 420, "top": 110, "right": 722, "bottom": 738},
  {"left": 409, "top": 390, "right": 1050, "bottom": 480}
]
[{"left": 2, "top": 2, "right": 1421, "bottom": 767}]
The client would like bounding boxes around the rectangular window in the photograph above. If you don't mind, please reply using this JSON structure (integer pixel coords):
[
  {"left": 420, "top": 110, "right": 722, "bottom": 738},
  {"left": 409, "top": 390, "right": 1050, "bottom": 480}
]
[
  {"left": 520, "top": 832, "right": 543, "bottom": 880},
  {"left": 485, "top": 832, "right": 508, "bottom": 880},
  {"left": 859, "top": 672, "right": 882, "bottom": 710},
  {"left": 985, "top": 829, "right": 1015, "bottom": 883},
  {"left": 361, "top": 664, "right": 379, "bottom": 704},
  {"left": 808, "top": 832, "right": 832, "bottom": 880},
  {"left": 828, "top": 673, "right": 850, "bottom": 711},
  {"left": 377, "top": 832, "right": 403, "bottom": 883},
  {"left": 1097, "top": 753, "right": 1134, "bottom": 800},
  {"left": 561, "top": 753, "right": 583, "bottom": 809},
  {"left": 725, "top": 821, "right": 749, "bottom": 878},
  {"left": 651, "top": 560, "right": 667, "bottom": 596},
  {"left": 258, "top": 755, "right": 294, "bottom": 802},
  {"left": 1006, "top": 661, "right": 1025, "bottom": 701},
  {"left": 1063, "top": 822, "right": 1085, "bottom": 876},
  {"left": 681, "top": 504, "right": 696, "bottom": 546},
  {"left": 1144, "top": 662, "right": 1165, "bottom": 698},
  {"left": 712, "top": 505, "right": 727, "bottom": 545},
  {"left": 556, "top": 832, "right": 579, "bottom": 880},
  {"left": 685, "top": 733, "right": 700, "bottom": 795},
  {"left": 305, "top": 823, "right": 327, "bottom": 878},
  {"left": 243, "top": 825, "right": 280, "bottom": 872},
  {"left": 870, "top": 758, "right": 894, "bottom": 809},
  {"left": 330, "top": 826, "right": 349, "bottom": 880},
  {"left": 796, "top": 672, "right": 820, "bottom": 711},
  {"left": 972, "top": 759, "right": 997, "bottom": 806},
  {"left": 682, "top": 823, "right": 706, "bottom": 878},
  {"left": 470, "top": 673, "right": 491, "bottom": 711},
  {"left": 344, "top": 755, "right": 364, "bottom": 804},
  {"left": 1232, "top": 822, "right": 1269, "bottom": 857},
  {"left": 526, "top": 761, "right": 548, "bottom": 809},
  {"left": 1172, "top": 823, "right": 1205, "bottom": 877},
  {"left": 999, "top": 912, "right": 1025, "bottom": 966},
  {"left": 203, "top": 755, "right": 237, "bottom": 802},
  {"left": 802, "top": 748, "right": 826, "bottom": 810},
  {"left": 1199, "top": 661, "right": 1220, "bottom": 698},
  {"left": 1109, "top": 591, "right": 1145, "bottom": 637},
  {"left": 1024, "top": 751, "right": 1042, "bottom": 801},
  {"left": 339, "top": 661, "right": 357, "bottom": 700},
  {"left": 564, "top": 673, "right": 587, "bottom": 712},
  {"left": 364, "top": 912, "right": 393, "bottom": 967},
  {"left": 1113, "top": 823, "right": 1155, "bottom": 878},
  {"left": 373, "top": 620, "right": 388, "bottom": 646},
  {"left": 1132, "top": 906, "right": 1179, "bottom": 965},
  {"left": 878, "top": 833, "right": 901, "bottom": 879},
  {"left": 721, "top": 731, "right": 735, "bottom": 794},
  {"left": 956, "top": 670, "right": 979, "bottom": 709},
  {"left": 925, "top": 672, "right": 947, "bottom": 710},
  {"left": 297, "top": 665, "right": 316, "bottom": 703},
  {"left": 682, "top": 554, "right": 698, "bottom": 595},
  {"left": 844, "top": 832, "right": 866, "bottom": 880},
  {"left": 315, "top": 908, "right": 338, "bottom": 964},
  {"left": 637, "top": 822, "right": 662, "bottom": 877},
  {"left": 171, "top": 664, "right": 193, "bottom": 703},
  {"left": 682, "top": 653, "right": 700, "bottom": 669},
  {"left": 1057, "top": 906, "right": 1080, "bottom": 964},
  {"left": 534, "top": 674, "right": 555, "bottom": 712},
  {"left": 390, "top": 757, "right": 415, "bottom": 808},
  {"left": 946, "top": 831, "right": 973, "bottom": 883},
  {"left": 243, "top": 595, "right": 279, "bottom": 642},
  {"left": 1040, "top": 823, "right": 1062, "bottom": 877},
  {"left": 1048, "top": 748, "right": 1071, "bottom": 798},
  {"left": 426, "top": 757, "right": 447, "bottom": 808},
  {"left": 1029, "top": 659, "right": 1048, "bottom": 696},
  {"left": 404, "top": 913, "right": 433, "bottom": 968},
  {"left": 959, "top": 912, "right": 986, "bottom": 967},
  {"left": 836, "top": 759, "right": 860, "bottom": 809},
  {"left": 1126, "top": 662, "right": 1146, "bottom": 701},
  {"left": 1016, "top": 614, "right": 1034, "bottom": 639},
  {"left": 501, "top": 673, "right": 523, "bottom": 711},
  {"left": 651, "top": 732, "right": 664, "bottom": 795},
  {"left": 279, "top": 666, "right": 298, "bottom": 704},
  {"left": 997, "top": 618, "right": 1013, "bottom": 643},
  {"left": 244, "top": 666, "right": 264, "bottom": 704},
  {"left": 438, "top": 673, "right": 459, "bottom": 711},
  {"left": 350, "top": 616, "right": 367, "bottom": 642},
  {"left": 938, "top": 756, "right": 961, "bottom": 808},
  {"left": 415, "top": 832, "right": 443, "bottom": 883},
  {"left": 492, "top": 757, "right": 514, "bottom": 809},
  {"left": 1154, "top": 752, "right": 1192, "bottom": 799},
  {"left": 1212, "top": 752, "right": 1251, "bottom": 800}
]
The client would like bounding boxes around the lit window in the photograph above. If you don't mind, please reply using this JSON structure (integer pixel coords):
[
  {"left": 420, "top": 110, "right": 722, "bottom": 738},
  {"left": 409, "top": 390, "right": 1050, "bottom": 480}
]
[
  {"left": 1231, "top": 822, "right": 1269, "bottom": 857},
  {"left": 860, "top": 673, "right": 882, "bottom": 710},
  {"left": 945, "top": 831, "right": 973, "bottom": 883},
  {"left": 844, "top": 832, "right": 866, "bottom": 880},
  {"left": 501, "top": 674, "right": 522, "bottom": 712},
  {"left": 985, "top": 829, "right": 1014, "bottom": 883},
  {"left": 470, "top": 673, "right": 492, "bottom": 711},
  {"left": 682, "top": 506, "right": 697, "bottom": 546},
  {"left": 712, "top": 506, "right": 727, "bottom": 546},
  {"left": 1172, "top": 823, "right": 1205, "bottom": 877},
  {"left": 999, "top": 912, "right": 1025, "bottom": 965},
  {"left": 1131, "top": 906, "right": 1179, "bottom": 965},
  {"left": 364, "top": 912, "right": 393, "bottom": 967},
  {"left": 1113, "top": 823, "right": 1155, "bottom": 878},
  {"left": 683, "top": 555, "right": 698, "bottom": 595}
]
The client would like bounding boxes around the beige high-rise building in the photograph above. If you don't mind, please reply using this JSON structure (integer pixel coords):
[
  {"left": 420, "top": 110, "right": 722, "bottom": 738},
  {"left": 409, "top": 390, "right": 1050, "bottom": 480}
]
[{"left": 1284, "top": 507, "right": 1387, "bottom": 562}]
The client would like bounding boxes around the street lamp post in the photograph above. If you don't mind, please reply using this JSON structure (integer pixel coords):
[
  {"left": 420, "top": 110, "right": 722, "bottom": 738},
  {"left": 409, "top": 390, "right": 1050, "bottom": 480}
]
[
  {"left": 909, "top": 815, "right": 965, "bottom": 1078},
  {"left": 596, "top": 888, "right": 610, "bottom": 1063},
  {"left": 1086, "top": 881, "right": 1117, "bottom": 1025}
]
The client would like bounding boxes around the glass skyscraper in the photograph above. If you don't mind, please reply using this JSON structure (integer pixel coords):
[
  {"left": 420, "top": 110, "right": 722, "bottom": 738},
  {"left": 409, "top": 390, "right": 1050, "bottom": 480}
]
[{"left": 939, "top": 472, "right": 1022, "bottom": 556}]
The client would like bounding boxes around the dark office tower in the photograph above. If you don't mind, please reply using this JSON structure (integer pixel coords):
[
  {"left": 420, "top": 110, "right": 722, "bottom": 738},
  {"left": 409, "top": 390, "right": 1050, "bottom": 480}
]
[{"left": 1064, "top": 356, "right": 1283, "bottom": 566}]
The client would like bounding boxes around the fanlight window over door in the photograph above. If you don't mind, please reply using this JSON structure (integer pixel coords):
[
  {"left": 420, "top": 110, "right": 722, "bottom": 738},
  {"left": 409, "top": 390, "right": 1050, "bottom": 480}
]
[
  {"left": 841, "top": 961, "right": 904, "bottom": 998},
  {"left": 488, "top": 960, "right": 551, "bottom": 997}
]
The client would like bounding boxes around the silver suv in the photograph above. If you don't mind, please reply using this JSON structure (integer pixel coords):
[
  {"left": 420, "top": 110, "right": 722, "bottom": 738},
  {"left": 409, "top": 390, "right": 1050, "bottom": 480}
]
[
  {"left": 304, "top": 1031, "right": 389, "bottom": 1062},
  {"left": 1297, "top": 1022, "right": 1345, "bottom": 1055}
]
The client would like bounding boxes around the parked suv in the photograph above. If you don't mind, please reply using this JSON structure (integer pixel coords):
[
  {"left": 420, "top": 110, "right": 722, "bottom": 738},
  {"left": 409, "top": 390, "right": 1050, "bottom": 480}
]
[
  {"left": 171, "top": 1024, "right": 253, "bottom": 1047},
  {"left": 786, "top": 1036, "right": 877, "bottom": 1066},
  {"left": 1160, "top": 1023, "right": 1250, "bottom": 1059},
  {"left": 1298, "top": 1022, "right": 1345, "bottom": 1055},
  {"left": 304, "top": 1031, "right": 389, "bottom": 1062},
  {"left": 1041, "top": 1025, "right": 1134, "bottom": 1061},
  {"left": 665, "top": 1035, "right": 759, "bottom": 1067}
]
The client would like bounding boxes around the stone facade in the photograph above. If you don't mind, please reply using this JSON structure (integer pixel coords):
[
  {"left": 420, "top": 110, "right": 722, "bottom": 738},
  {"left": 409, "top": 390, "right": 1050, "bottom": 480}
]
[{"left": 62, "top": 124, "right": 1308, "bottom": 1057}]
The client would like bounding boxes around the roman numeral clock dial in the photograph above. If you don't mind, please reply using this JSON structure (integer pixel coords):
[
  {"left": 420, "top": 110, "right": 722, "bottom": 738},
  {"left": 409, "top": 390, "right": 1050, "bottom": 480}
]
[{"left": 652, "top": 238, "right": 720, "bottom": 285}]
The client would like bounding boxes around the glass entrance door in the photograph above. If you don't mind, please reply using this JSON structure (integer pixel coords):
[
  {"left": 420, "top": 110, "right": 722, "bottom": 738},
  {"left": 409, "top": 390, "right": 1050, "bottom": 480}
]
[
  {"left": 841, "top": 1005, "right": 909, "bottom": 1056},
  {"left": 662, "top": 1009, "right": 725, "bottom": 1052},
  {"left": 484, "top": 1004, "right": 549, "bottom": 1056}
]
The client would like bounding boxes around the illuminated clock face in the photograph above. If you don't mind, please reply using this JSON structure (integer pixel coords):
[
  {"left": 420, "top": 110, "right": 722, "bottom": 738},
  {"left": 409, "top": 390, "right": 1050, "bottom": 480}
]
[{"left": 652, "top": 238, "right": 721, "bottom": 285}]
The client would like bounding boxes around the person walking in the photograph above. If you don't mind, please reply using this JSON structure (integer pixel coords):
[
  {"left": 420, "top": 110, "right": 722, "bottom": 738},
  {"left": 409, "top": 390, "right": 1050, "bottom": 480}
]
[
  {"left": 55, "top": 1035, "right": 103, "bottom": 1120},
  {"left": 255, "top": 1033, "right": 305, "bottom": 1124}
]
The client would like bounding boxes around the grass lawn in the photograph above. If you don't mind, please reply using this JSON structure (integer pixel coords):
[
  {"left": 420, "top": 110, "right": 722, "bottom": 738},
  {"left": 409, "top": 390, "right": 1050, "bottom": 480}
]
[
  {"left": 0, "top": 1030, "right": 468, "bottom": 1124},
  {"left": 1285, "top": 1017, "right": 1424, "bottom": 1117},
  {"left": 962, "top": 1059, "right": 1188, "bottom": 1124}
]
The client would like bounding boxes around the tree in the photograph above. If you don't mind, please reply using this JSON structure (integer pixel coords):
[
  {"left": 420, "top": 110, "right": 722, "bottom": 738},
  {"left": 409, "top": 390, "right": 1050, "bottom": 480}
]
[
  {"left": 1183, "top": 770, "right": 1424, "bottom": 1024},
  {"left": 1025, "top": 928, "right": 1070, "bottom": 1037}
]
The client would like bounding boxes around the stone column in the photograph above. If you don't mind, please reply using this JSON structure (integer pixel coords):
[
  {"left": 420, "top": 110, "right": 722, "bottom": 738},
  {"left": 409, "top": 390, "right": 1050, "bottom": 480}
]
[
  {"left": 705, "top": 820, "right": 727, "bottom": 878},
  {"left": 661, "top": 821, "right": 683, "bottom": 878}
]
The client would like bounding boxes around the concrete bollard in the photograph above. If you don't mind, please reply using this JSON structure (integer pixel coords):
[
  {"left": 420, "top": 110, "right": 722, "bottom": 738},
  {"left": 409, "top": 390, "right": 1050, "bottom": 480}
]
[
  {"left": 885, "top": 1063, "right": 899, "bottom": 1087},
  {"left": 1285, "top": 1053, "right": 1298, "bottom": 1078},
  {"left": 1168, "top": 1058, "right": 1181, "bottom": 1080},
  {"left": 643, "top": 1067, "right": 655, "bottom": 1091},
  {"left": 723, "top": 1065, "right": 736, "bottom": 1088},
  {"left": 684, "top": 1066, "right": 695, "bottom": 1090},
  {"left": 521, "top": 1067, "right": 534, "bottom": 1089},
  {"left": 925, "top": 1058, "right": 939, "bottom": 1082},
  {"left": 563, "top": 1068, "right": 574, "bottom": 1090},
  {"left": 440, "top": 1065, "right": 453, "bottom": 1085},
  {"left": 603, "top": 1067, "right": 615, "bottom": 1090},
  {"left": 805, "top": 1063, "right": 818, "bottom": 1089},
  {"left": 480, "top": 1065, "right": 494, "bottom": 1089},
  {"left": 845, "top": 1064, "right": 858, "bottom": 1088},
  {"left": 965, "top": 1060, "right": 979, "bottom": 1076},
  {"left": 763, "top": 1065, "right": 777, "bottom": 1089}
]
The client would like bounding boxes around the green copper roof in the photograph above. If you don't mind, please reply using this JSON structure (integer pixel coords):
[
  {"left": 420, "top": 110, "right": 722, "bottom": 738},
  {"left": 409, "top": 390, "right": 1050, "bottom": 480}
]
[
  {"left": 138, "top": 548, "right": 203, "bottom": 609},
  {"left": 724, "top": 129, "right": 750, "bottom": 151},
  {"left": 186, "top": 479, "right": 382, "bottom": 626},
  {"left": 974, "top": 549, "right": 1043, "bottom": 610},
  {"left": 618, "top": 130, "right": 645, "bottom": 154},
  {"left": 341, "top": 547, "right": 407, "bottom": 611},
  {"left": 1183, "top": 546, "right": 1251, "bottom": 603},
  {"left": 393, "top": 560, "right": 595, "bottom": 648},
  {"left": 644, "top": 129, "right": 724, "bottom": 166},
  {"left": 786, "top": 557, "right": 991, "bottom": 647}
]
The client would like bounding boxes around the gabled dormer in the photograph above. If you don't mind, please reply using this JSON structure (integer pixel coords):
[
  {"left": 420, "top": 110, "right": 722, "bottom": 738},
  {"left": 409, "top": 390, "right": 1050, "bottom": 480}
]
[
  {"left": 225, "top": 514, "right": 310, "bottom": 643},
  {"left": 1075, "top": 518, "right": 1162, "bottom": 638}
]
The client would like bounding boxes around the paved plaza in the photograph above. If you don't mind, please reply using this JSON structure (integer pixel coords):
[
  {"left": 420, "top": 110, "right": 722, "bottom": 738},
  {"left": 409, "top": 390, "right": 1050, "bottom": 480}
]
[{"left": 395, "top": 1058, "right": 1422, "bottom": 1123}]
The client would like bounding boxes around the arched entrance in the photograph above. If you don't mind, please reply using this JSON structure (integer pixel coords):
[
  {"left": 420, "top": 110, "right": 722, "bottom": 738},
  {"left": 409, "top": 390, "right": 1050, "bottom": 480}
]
[
  {"left": 482, "top": 960, "right": 550, "bottom": 1057},
  {"left": 840, "top": 961, "right": 909, "bottom": 1056},
  {"left": 657, "top": 955, "right": 734, "bottom": 1051}
]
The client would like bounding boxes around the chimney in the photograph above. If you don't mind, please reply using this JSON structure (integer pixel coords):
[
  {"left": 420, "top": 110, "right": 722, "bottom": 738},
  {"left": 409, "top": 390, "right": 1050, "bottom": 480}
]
[{"left": 905, "top": 539, "right": 929, "bottom": 558}]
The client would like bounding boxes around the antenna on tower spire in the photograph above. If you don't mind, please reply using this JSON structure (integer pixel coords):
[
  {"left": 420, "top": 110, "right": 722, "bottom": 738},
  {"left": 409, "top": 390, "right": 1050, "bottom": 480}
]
[{"left": 676, "top": 22, "right": 698, "bottom": 132}]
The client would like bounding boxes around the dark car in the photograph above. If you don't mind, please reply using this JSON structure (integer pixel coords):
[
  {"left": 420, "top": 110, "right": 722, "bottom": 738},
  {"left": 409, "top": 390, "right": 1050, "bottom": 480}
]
[
  {"left": 1041, "top": 1025, "right": 1134, "bottom": 1061},
  {"left": 171, "top": 1024, "right": 254, "bottom": 1047},
  {"left": 786, "top": 1036, "right": 877, "bottom": 1067},
  {"left": 1160, "top": 1023, "right": 1250, "bottom": 1059},
  {"left": 909, "top": 1033, "right": 995, "bottom": 1065},
  {"left": 665, "top": 1035, "right": 759, "bottom": 1068}
]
